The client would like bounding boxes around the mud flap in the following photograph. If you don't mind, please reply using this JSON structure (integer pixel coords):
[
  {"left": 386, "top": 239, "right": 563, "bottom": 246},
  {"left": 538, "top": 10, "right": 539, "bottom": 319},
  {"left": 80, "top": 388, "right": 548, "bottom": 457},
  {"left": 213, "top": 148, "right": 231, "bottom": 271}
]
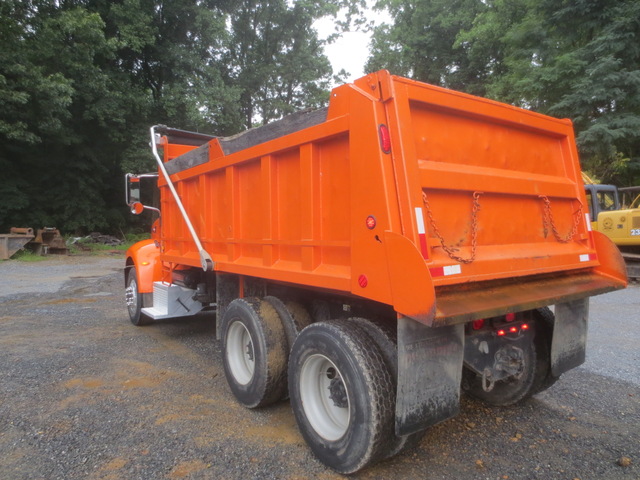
[
  {"left": 551, "top": 298, "right": 589, "bottom": 377},
  {"left": 396, "top": 317, "right": 464, "bottom": 436}
]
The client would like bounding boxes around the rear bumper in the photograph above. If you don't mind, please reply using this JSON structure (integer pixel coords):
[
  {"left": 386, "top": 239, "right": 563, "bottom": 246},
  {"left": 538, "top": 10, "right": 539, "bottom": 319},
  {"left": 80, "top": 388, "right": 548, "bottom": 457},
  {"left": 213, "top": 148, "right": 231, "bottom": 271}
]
[
  {"left": 431, "top": 230, "right": 627, "bottom": 326},
  {"left": 433, "top": 269, "right": 624, "bottom": 326}
]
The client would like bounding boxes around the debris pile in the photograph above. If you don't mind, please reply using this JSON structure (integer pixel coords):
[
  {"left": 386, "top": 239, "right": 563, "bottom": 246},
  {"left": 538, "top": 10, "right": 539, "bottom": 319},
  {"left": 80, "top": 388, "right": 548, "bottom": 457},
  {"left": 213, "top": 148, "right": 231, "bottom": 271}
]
[{"left": 68, "top": 232, "right": 123, "bottom": 247}]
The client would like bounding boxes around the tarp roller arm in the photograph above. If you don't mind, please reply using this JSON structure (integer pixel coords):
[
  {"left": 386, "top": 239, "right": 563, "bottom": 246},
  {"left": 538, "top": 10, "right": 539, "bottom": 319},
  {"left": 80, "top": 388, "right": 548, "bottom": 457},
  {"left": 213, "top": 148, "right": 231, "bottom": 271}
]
[
  {"left": 154, "top": 125, "right": 216, "bottom": 146},
  {"left": 150, "top": 125, "right": 214, "bottom": 272}
]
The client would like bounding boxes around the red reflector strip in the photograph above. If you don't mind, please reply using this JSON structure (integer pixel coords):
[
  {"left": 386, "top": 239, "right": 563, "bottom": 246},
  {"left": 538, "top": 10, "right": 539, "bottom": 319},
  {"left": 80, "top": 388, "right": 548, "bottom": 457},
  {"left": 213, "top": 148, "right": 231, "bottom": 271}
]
[
  {"left": 430, "top": 264, "right": 462, "bottom": 277},
  {"left": 579, "top": 253, "right": 597, "bottom": 262},
  {"left": 415, "top": 207, "right": 429, "bottom": 259}
]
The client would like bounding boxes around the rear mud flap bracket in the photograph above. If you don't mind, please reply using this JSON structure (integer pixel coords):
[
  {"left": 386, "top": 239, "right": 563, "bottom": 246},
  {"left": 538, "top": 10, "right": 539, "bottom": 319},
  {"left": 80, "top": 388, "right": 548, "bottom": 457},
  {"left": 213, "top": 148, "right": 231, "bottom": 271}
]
[
  {"left": 396, "top": 317, "right": 464, "bottom": 436},
  {"left": 551, "top": 298, "right": 589, "bottom": 377}
]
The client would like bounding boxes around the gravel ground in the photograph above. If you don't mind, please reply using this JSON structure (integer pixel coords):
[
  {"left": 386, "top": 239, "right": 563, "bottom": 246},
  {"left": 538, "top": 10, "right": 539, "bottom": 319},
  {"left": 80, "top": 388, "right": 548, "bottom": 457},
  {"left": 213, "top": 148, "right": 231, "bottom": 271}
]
[{"left": 0, "top": 254, "right": 638, "bottom": 480}]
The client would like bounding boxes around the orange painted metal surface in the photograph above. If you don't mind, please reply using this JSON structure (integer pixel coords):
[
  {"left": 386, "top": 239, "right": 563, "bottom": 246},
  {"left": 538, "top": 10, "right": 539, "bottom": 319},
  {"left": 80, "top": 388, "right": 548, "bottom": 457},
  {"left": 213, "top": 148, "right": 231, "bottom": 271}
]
[
  {"left": 126, "top": 239, "right": 161, "bottom": 294},
  {"left": 153, "top": 70, "right": 627, "bottom": 324}
]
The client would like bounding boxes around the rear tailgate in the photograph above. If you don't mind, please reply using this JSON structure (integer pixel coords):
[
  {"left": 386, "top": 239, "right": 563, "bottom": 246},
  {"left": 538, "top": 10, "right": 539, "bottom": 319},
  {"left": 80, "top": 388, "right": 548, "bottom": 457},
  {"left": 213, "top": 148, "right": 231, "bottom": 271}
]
[{"left": 380, "top": 73, "right": 627, "bottom": 324}]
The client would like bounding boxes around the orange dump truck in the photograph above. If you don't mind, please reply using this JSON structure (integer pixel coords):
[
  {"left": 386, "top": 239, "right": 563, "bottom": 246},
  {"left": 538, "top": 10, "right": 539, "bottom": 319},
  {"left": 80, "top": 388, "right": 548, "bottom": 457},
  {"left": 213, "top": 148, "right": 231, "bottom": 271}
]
[{"left": 124, "top": 70, "right": 627, "bottom": 473}]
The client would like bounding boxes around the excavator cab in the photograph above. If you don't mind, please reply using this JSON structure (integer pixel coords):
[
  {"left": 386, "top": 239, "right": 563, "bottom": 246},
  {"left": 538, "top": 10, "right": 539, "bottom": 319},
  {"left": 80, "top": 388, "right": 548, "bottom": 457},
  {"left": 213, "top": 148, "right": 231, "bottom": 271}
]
[{"left": 584, "top": 183, "right": 619, "bottom": 223}]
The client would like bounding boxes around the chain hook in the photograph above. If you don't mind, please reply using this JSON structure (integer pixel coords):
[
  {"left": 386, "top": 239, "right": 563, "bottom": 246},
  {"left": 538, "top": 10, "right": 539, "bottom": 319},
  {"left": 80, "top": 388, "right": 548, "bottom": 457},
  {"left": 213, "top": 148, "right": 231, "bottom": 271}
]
[
  {"left": 539, "top": 195, "right": 583, "bottom": 243},
  {"left": 422, "top": 190, "right": 483, "bottom": 264}
]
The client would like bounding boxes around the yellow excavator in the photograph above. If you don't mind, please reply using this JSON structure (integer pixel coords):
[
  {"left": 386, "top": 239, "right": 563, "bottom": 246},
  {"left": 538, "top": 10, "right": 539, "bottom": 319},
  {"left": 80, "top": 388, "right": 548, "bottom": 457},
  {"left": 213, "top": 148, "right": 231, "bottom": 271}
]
[{"left": 583, "top": 173, "right": 640, "bottom": 278}]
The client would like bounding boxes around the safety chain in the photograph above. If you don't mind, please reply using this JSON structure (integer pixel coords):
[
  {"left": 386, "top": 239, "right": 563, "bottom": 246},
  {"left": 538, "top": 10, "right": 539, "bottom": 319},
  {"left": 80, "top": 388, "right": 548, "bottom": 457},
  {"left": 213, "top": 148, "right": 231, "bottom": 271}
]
[
  {"left": 422, "top": 191, "right": 483, "bottom": 264},
  {"left": 539, "top": 195, "right": 582, "bottom": 243}
]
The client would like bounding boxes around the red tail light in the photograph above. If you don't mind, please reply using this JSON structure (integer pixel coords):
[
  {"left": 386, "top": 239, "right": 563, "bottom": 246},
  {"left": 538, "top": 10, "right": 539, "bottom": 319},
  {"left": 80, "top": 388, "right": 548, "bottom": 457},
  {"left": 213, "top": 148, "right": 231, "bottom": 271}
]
[
  {"left": 472, "top": 319, "right": 485, "bottom": 330},
  {"left": 379, "top": 124, "right": 391, "bottom": 153}
]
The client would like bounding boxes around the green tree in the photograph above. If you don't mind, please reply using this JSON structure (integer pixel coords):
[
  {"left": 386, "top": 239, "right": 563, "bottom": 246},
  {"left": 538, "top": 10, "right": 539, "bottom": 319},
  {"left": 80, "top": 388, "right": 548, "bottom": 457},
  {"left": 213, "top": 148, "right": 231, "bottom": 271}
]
[
  {"left": 0, "top": 0, "right": 356, "bottom": 233},
  {"left": 221, "top": 0, "right": 337, "bottom": 129},
  {"left": 366, "top": 0, "right": 486, "bottom": 94},
  {"left": 462, "top": 0, "right": 640, "bottom": 184}
]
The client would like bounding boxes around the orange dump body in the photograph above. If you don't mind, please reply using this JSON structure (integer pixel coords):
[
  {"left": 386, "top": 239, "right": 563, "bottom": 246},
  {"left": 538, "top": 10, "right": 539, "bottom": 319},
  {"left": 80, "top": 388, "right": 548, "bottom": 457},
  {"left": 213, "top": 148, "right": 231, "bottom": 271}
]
[{"left": 156, "top": 70, "right": 627, "bottom": 325}]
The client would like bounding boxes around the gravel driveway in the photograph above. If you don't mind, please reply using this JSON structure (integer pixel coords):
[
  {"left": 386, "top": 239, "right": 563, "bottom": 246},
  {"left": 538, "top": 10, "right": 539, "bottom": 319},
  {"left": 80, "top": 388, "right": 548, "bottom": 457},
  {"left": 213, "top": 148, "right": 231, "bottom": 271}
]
[{"left": 0, "top": 255, "right": 638, "bottom": 480}]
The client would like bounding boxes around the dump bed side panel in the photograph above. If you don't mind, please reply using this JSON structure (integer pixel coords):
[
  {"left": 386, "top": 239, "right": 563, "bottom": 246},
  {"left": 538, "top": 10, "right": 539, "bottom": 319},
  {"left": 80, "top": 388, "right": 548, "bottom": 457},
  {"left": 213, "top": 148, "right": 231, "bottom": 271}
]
[{"left": 158, "top": 117, "right": 357, "bottom": 293}]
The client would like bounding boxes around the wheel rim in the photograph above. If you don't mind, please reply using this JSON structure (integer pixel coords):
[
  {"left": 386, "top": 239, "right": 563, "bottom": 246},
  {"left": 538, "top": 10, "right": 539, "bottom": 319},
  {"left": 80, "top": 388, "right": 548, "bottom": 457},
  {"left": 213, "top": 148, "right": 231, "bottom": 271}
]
[
  {"left": 226, "top": 320, "right": 255, "bottom": 385},
  {"left": 300, "top": 354, "right": 350, "bottom": 441},
  {"left": 125, "top": 277, "right": 138, "bottom": 315}
]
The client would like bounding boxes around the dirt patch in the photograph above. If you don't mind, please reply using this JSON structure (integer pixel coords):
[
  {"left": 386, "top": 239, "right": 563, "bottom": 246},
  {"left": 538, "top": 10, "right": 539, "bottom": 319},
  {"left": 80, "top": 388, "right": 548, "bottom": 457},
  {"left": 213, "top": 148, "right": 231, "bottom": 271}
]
[
  {"left": 168, "top": 459, "right": 211, "bottom": 479},
  {"left": 0, "top": 257, "right": 638, "bottom": 480}
]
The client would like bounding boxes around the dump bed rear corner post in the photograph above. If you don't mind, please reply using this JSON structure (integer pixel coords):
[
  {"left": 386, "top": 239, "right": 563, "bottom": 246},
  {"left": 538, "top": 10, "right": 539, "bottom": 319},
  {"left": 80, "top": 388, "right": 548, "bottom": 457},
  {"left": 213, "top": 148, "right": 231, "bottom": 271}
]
[{"left": 396, "top": 316, "right": 464, "bottom": 436}]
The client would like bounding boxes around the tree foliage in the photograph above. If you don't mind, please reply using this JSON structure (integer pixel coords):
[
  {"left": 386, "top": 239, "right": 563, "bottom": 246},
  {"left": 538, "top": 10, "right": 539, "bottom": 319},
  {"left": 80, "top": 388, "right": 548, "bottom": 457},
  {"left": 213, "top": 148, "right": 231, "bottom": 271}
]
[
  {"left": 366, "top": 0, "right": 486, "bottom": 94},
  {"left": 0, "top": 0, "right": 347, "bottom": 233},
  {"left": 368, "top": 0, "right": 640, "bottom": 185}
]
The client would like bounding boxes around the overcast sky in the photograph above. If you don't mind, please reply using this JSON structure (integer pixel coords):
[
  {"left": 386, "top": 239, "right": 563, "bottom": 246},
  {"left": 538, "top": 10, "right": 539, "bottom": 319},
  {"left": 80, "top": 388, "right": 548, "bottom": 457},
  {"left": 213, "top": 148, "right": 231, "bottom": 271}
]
[{"left": 313, "top": 6, "right": 392, "bottom": 85}]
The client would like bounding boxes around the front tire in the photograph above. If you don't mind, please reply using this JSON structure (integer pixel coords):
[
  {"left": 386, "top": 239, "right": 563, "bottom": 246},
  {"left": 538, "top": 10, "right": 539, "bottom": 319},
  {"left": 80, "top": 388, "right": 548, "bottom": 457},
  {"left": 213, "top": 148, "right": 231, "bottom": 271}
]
[
  {"left": 125, "top": 267, "right": 152, "bottom": 326},
  {"left": 288, "top": 320, "right": 394, "bottom": 474}
]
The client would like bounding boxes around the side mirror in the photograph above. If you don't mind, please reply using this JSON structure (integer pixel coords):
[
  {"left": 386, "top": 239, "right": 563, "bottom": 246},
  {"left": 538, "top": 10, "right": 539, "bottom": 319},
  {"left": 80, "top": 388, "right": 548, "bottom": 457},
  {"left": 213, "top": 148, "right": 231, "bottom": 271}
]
[
  {"left": 130, "top": 202, "right": 145, "bottom": 215},
  {"left": 125, "top": 172, "right": 160, "bottom": 217}
]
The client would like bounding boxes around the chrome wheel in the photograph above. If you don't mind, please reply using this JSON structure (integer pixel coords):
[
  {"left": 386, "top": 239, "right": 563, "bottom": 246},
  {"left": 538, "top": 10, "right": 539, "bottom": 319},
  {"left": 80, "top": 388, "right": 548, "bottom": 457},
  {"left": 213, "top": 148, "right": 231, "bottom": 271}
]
[
  {"left": 226, "top": 320, "right": 255, "bottom": 385},
  {"left": 125, "top": 280, "right": 138, "bottom": 313},
  {"left": 300, "top": 353, "right": 350, "bottom": 441},
  {"left": 125, "top": 267, "right": 151, "bottom": 326}
]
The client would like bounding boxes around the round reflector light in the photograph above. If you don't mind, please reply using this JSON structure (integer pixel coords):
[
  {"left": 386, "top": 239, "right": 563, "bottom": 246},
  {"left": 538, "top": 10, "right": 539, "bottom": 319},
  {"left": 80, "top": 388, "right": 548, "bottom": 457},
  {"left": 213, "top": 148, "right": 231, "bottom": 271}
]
[{"left": 366, "top": 215, "right": 377, "bottom": 230}]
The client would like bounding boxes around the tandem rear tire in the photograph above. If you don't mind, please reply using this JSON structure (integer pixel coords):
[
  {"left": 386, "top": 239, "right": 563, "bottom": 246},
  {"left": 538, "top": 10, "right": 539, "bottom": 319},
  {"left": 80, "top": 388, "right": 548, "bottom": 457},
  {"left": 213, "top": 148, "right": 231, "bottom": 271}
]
[
  {"left": 530, "top": 307, "right": 559, "bottom": 395},
  {"left": 221, "top": 298, "right": 288, "bottom": 408},
  {"left": 288, "top": 320, "right": 395, "bottom": 474},
  {"left": 349, "top": 317, "right": 426, "bottom": 457}
]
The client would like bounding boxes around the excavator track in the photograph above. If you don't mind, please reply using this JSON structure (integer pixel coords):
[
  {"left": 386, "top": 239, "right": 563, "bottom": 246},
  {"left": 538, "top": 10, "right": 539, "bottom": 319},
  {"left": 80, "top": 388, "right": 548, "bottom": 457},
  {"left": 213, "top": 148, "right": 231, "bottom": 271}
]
[{"left": 622, "top": 253, "right": 640, "bottom": 281}]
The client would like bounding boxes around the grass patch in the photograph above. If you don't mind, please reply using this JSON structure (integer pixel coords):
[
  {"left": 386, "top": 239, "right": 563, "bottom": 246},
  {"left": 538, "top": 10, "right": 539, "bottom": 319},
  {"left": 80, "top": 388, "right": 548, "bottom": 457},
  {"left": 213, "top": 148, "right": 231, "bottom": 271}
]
[
  {"left": 11, "top": 249, "right": 49, "bottom": 262},
  {"left": 11, "top": 233, "right": 151, "bottom": 260},
  {"left": 67, "top": 233, "right": 151, "bottom": 255}
]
